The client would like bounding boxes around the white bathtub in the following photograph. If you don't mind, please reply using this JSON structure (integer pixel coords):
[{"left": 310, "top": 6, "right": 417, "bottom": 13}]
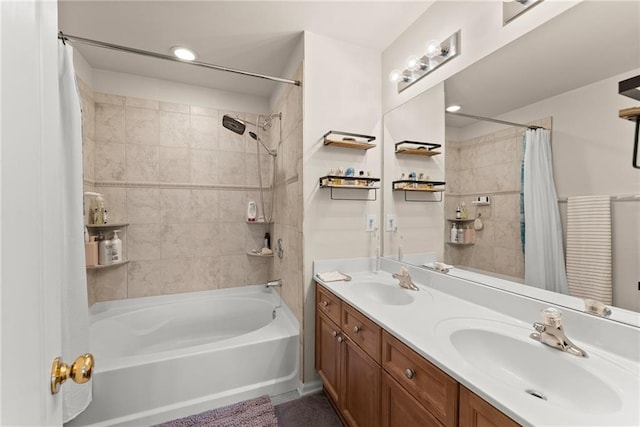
[{"left": 66, "top": 285, "right": 299, "bottom": 427}]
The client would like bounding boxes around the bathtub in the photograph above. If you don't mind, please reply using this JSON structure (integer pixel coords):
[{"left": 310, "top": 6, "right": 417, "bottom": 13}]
[{"left": 66, "top": 285, "right": 299, "bottom": 427}]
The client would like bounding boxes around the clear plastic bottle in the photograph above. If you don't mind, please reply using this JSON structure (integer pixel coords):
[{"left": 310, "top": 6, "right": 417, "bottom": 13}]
[
  {"left": 111, "top": 230, "right": 122, "bottom": 263},
  {"left": 450, "top": 223, "right": 458, "bottom": 243},
  {"left": 460, "top": 201, "right": 468, "bottom": 219}
]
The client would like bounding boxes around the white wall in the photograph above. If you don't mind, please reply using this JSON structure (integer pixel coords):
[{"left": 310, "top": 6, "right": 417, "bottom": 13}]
[
  {"left": 381, "top": 0, "right": 579, "bottom": 113},
  {"left": 383, "top": 83, "right": 446, "bottom": 260},
  {"left": 269, "top": 34, "right": 304, "bottom": 112},
  {"left": 302, "top": 31, "right": 382, "bottom": 380}
]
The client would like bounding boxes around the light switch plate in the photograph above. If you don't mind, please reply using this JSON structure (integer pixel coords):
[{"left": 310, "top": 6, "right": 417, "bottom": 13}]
[
  {"left": 365, "top": 214, "right": 377, "bottom": 232},
  {"left": 385, "top": 214, "right": 397, "bottom": 232}
]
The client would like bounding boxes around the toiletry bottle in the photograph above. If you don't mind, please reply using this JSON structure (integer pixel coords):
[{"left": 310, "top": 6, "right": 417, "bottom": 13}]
[
  {"left": 93, "top": 194, "right": 107, "bottom": 225},
  {"left": 264, "top": 232, "right": 271, "bottom": 249},
  {"left": 460, "top": 201, "right": 468, "bottom": 219},
  {"left": 247, "top": 200, "right": 257, "bottom": 222},
  {"left": 457, "top": 225, "right": 465, "bottom": 243},
  {"left": 85, "top": 236, "right": 99, "bottom": 267},
  {"left": 455, "top": 205, "right": 462, "bottom": 219},
  {"left": 464, "top": 226, "right": 473, "bottom": 244},
  {"left": 98, "top": 233, "right": 113, "bottom": 265},
  {"left": 450, "top": 223, "right": 458, "bottom": 243},
  {"left": 111, "top": 230, "right": 122, "bottom": 263}
]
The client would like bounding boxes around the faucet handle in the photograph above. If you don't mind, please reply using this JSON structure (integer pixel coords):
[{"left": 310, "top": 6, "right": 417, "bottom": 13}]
[{"left": 540, "top": 307, "right": 563, "bottom": 327}]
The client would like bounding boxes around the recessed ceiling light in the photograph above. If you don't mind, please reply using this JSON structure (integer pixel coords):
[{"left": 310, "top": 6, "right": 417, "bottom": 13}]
[
  {"left": 170, "top": 46, "right": 197, "bottom": 61},
  {"left": 446, "top": 105, "right": 462, "bottom": 112}
]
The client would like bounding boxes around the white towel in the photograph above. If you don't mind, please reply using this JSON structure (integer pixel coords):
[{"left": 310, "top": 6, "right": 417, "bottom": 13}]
[{"left": 565, "top": 196, "right": 612, "bottom": 305}]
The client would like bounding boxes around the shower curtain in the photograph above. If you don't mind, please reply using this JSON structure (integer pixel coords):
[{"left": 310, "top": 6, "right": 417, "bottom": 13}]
[
  {"left": 59, "top": 41, "right": 92, "bottom": 422},
  {"left": 523, "top": 128, "right": 569, "bottom": 294}
]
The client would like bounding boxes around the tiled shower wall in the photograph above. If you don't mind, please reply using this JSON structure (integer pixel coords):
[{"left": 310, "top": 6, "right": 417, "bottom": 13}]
[
  {"left": 444, "top": 117, "right": 552, "bottom": 279},
  {"left": 79, "top": 79, "right": 274, "bottom": 305}
]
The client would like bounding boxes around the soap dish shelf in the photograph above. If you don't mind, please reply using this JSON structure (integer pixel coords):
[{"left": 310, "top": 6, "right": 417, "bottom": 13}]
[
  {"left": 319, "top": 175, "right": 380, "bottom": 201},
  {"left": 86, "top": 260, "right": 129, "bottom": 270},
  {"left": 247, "top": 251, "right": 274, "bottom": 258}
]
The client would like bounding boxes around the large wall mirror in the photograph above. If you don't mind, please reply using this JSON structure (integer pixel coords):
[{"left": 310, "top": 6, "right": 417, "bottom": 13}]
[{"left": 382, "top": 1, "right": 640, "bottom": 325}]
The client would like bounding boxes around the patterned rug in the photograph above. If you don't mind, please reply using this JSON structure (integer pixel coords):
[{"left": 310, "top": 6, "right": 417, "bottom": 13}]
[{"left": 155, "top": 395, "right": 278, "bottom": 427}]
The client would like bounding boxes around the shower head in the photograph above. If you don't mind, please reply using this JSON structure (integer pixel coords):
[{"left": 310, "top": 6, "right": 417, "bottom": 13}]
[
  {"left": 249, "top": 131, "right": 258, "bottom": 141},
  {"left": 222, "top": 115, "right": 246, "bottom": 135}
]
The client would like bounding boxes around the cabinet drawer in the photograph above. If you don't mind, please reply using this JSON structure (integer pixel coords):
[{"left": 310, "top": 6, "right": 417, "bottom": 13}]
[
  {"left": 382, "top": 331, "right": 458, "bottom": 427},
  {"left": 316, "top": 283, "right": 342, "bottom": 325},
  {"left": 342, "top": 303, "right": 381, "bottom": 363}
]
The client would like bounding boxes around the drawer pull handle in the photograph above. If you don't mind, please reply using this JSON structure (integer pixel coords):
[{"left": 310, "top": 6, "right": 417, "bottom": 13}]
[
  {"left": 337, "top": 336, "right": 344, "bottom": 343},
  {"left": 404, "top": 369, "right": 416, "bottom": 379},
  {"left": 321, "top": 301, "right": 329, "bottom": 307},
  {"left": 353, "top": 326, "right": 361, "bottom": 333},
  {"left": 332, "top": 330, "right": 338, "bottom": 337}
]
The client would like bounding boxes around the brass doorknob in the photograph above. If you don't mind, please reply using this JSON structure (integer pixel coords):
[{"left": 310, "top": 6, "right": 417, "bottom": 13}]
[{"left": 50, "top": 353, "right": 94, "bottom": 395}]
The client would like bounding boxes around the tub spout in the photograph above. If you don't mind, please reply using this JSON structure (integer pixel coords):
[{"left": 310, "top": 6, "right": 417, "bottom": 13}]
[{"left": 265, "top": 279, "right": 282, "bottom": 288}]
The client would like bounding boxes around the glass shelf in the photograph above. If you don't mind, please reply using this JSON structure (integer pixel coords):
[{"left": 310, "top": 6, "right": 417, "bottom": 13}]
[{"left": 323, "top": 130, "right": 376, "bottom": 150}]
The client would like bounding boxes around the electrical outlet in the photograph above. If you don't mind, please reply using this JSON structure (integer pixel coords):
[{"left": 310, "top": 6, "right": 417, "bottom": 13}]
[
  {"left": 365, "top": 214, "right": 376, "bottom": 232},
  {"left": 385, "top": 214, "right": 397, "bottom": 232}
]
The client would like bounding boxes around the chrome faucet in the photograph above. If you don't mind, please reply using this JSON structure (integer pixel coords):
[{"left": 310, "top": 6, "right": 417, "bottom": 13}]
[
  {"left": 392, "top": 267, "right": 419, "bottom": 291},
  {"left": 529, "top": 308, "right": 587, "bottom": 357},
  {"left": 265, "top": 279, "right": 282, "bottom": 288}
]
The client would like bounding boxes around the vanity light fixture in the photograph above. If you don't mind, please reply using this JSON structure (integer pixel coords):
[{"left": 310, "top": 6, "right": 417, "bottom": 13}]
[
  {"left": 170, "top": 46, "right": 197, "bottom": 61},
  {"left": 391, "top": 31, "right": 460, "bottom": 93},
  {"left": 503, "top": 0, "right": 543, "bottom": 25},
  {"left": 446, "top": 105, "right": 462, "bottom": 113}
]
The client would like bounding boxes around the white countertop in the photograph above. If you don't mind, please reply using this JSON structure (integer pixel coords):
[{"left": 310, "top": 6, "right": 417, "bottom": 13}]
[{"left": 314, "top": 261, "right": 640, "bottom": 427}]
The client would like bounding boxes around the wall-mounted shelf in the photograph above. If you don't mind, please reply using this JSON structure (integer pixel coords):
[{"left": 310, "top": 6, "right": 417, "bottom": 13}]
[
  {"left": 319, "top": 175, "right": 380, "bottom": 201},
  {"left": 394, "top": 141, "right": 442, "bottom": 156},
  {"left": 446, "top": 242, "right": 474, "bottom": 246},
  {"left": 247, "top": 251, "right": 274, "bottom": 258},
  {"left": 86, "top": 260, "right": 129, "bottom": 270},
  {"left": 86, "top": 223, "right": 129, "bottom": 230},
  {"left": 447, "top": 218, "right": 474, "bottom": 223},
  {"left": 246, "top": 220, "right": 272, "bottom": 225},
  {"left": 392, "top": 180, "right": 445, "bottom": 202},
  {"left": 323, "top": 130, "right": 376, "bottom": 150}
]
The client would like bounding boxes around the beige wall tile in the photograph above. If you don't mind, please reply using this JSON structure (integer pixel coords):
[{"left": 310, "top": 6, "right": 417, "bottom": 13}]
[
  {"left": 474, "top": 166, "right": 497, "bottom": 192},
  {"left": 160, "top": 101, "right": 190, "bottom": 114},
  {"left": 494, "top": 137, "right": 519, "bottom": 165},
  {"left": 189, "top": 257, "right": 218, "bottom": 291},
  {"left": 190, "top": 149, "right": 219, "bottom": 185},
  {"left": 160, "top": 223, "right": 193, "bottom": 258},
  {"left": 98, "top": 187, "right": 127, "bottom": 225},
  {"left": 219, "top": 190, "right": 246, "bottom": 223},
  {"left": 127, "top": 223, "right": 162, "bottom": 261},
  {"left": 217, "top": 255, "right": 246, "bottom": 288},
  {"left": 219, "top": 111, "right": 246, "bottom": 153},
  {"left": 160, "top": 189, "right": 191, "bottom": 223},
  {"left": 191, "top": 189, "right": 220, "bottom": 223},
  {"left": 191, "top": 105, "right": 218, "bottom": 117},
  {"left": 126, "top": 96, "right": 159, "bottom": 110},
  {"left": 95, "top": 103, "right": 125, "bottom": 143},
  {"left": 159, "top": 147, "right": 190, "bottom": 183},
  {"left": 127, "top": 188, "right": 160, "bottom": 224},
  {"left": 245, "top": 153, "right": 272, "bottom": 187},
  {"left": 86, "top": 270, "right": 97, "bottom": 307},
  {"left": 494, "top": 247, "right": 518, "bottom": 277},
  {"left": 95, "top": 142, "right": 126, "bottom": 181},
  {"left": 126, "top": 144, "right": 159, "bottom": 182},
  {"left": 160, "top": 111, "right": 190, "bottom": 148},
  {"left": 159, "top": 258, "right": 194, "bottom": 294},
  {"left": 126, "top": 107, "right": 159, "bottom": 145},
  {"left": 127, "top": 260, "right": 165, "bottom": 298},
  {"left": 219, "top": 223, "right": 246, "bottom": 255},
  {"left": 95, "top": 93, "right": 124, "bottom": 106},
  {"left": 191, "top": 223, "right": 218, "bottom": 257},
  {"left": 95, "top": 264, "right": 128, "bottom": 302},
  {"left": 246, "top": 256, "right": 271, "bottom": 285},
  {"left": 83, "top": 137, "right": 95, "bottom": 182},
  {"left": 190, "top": 114, "right": 219, "bottom": 150},
  {"left": 494, "top": 221, "right": 521, "bottom": 250},
  {"left": 218, "top": 151, "right": 246, "bottom": 185}
]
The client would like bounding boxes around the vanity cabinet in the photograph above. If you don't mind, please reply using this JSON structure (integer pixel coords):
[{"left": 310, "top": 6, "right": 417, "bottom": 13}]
[
  {"left": 315, "top": 284, "right": 382, "bottom": 427},
  {"left": 315, "top": 282, "right": 521, "bottom": 427},
  {"left": 459, "top": 386, "right": 519, "bottom": 427}
]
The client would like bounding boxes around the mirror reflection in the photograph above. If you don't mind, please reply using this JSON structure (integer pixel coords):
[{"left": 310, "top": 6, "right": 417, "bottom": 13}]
[{"left": 383, "top": 1, "right": 640, "bottom": 321}]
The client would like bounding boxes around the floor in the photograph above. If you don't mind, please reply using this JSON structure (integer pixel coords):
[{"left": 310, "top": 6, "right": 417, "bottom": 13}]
[{"left": 273, "top": 390, "right": 343, "bottom": 427}]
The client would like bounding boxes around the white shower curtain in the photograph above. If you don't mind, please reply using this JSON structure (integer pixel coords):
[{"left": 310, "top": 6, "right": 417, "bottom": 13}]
[
  {"left": 59, "top": 41, "right": 92, "bottom": 422},
  {"left": 523, "top": 128, "right": 569, "bottom": 294}
]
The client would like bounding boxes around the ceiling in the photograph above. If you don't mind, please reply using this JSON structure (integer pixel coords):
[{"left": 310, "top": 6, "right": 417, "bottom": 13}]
[
  {"left": 58, "top": 1, "right": 434, "bottom": 98},
  {"left": 444, "top": 1, "right": 640, "bottom": 128}
]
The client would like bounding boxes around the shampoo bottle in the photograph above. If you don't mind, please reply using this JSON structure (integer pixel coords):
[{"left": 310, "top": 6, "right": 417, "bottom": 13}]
[
  {"left": 98, "top": 233, "right": 113, "bottom": 265},
  {"left": 85, "top": 236, "right": 99, "bottom": 267},
  {"left": 111, "top": 230, "right": 122, "bottom": 263},
  {"left": 450, "top": 223, "right": 458, "bottom": 243},
  {"left": 247, "top": 200, "right": 257, "bottom": 222}
]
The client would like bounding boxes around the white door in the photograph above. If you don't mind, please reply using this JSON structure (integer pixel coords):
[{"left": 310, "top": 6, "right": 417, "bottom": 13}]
[{"left": 1, "top": 1, "right": 64, "bottom": 425}]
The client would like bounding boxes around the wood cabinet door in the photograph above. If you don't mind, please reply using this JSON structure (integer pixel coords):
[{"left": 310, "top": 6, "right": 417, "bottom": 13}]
[
  {"left": 340, "top": 336, "right": 381, "bottom": 427},
  {"left": 459, "top": 386, "right": 520, "bottom": 427},
  {"left": 316, "top": 311, "right": 342, "bottom": 404},
  {"left": 382, "top": 372, "right": 444, "bottom": 427}
]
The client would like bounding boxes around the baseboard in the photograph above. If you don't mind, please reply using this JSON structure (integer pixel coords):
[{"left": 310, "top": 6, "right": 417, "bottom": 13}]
[{"left": 297, "top": 379, "right": 323, "bottom": 396}]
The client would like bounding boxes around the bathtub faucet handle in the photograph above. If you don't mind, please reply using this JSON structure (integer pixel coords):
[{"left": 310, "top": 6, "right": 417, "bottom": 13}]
[{"left": 265, "top": 279, "right": 283, "bottom": 288}]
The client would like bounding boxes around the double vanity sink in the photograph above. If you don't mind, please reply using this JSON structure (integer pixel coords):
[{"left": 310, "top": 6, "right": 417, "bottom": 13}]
[{"left": 314, "top": 259, "right": 639, "bottom": 426}]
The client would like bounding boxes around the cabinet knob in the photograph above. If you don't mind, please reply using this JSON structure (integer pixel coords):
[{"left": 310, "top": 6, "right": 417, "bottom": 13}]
[
  {"left": 353, "top": 326, "right": 361, "bottom": 333},
  {"left": 321, "top": 301, "right": 329, "bottom": 307},
  {"left": 404, "top": 368, "right": 416, "bottom": 379},
  {"left": 332, "top": 330, "right": 338, "bottom": 337},
  {"left": 337, "top": 336, "right": 344, "bottom": 343}
]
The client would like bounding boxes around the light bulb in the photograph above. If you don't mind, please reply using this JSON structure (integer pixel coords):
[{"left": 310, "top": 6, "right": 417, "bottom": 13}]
[
  {"left": 425, "top": 40, "right": 442, "bottom": 59},
  {"left": 171, "top": 46, "right": 197, "bottom": 61},
  {"left": 446, "top": 105, "right": 462, "bottom": 112},
  {"left": 406, "top": 55, "right": 421, "bottom": 71},
  {"left": 389, "top": 69, "right": 405, "bottom": 83}
]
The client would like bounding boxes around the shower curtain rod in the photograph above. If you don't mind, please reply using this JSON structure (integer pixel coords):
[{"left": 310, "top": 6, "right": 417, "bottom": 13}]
[
  {"left": 446, "top": 111, "right": 546, "bottom": 130},
  {"left": 58, "top": 31, "right": 301, "bottom": 87}
]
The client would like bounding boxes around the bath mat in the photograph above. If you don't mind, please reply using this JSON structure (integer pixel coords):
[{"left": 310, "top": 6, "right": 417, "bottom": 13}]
[
  {"left": 155, "top": 395, "right": 278, "bottom": 427},
  {"left": 275, "top": 392, "right": 343, "bottom": 427}
]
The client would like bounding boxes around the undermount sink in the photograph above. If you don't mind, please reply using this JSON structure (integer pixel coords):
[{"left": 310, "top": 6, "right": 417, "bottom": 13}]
[
  {"left": 349, "top": 281, "right": 415, "bottom": 306},
  {"left": 436, "top": 318, "right": 632, "bottom": 414}
]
